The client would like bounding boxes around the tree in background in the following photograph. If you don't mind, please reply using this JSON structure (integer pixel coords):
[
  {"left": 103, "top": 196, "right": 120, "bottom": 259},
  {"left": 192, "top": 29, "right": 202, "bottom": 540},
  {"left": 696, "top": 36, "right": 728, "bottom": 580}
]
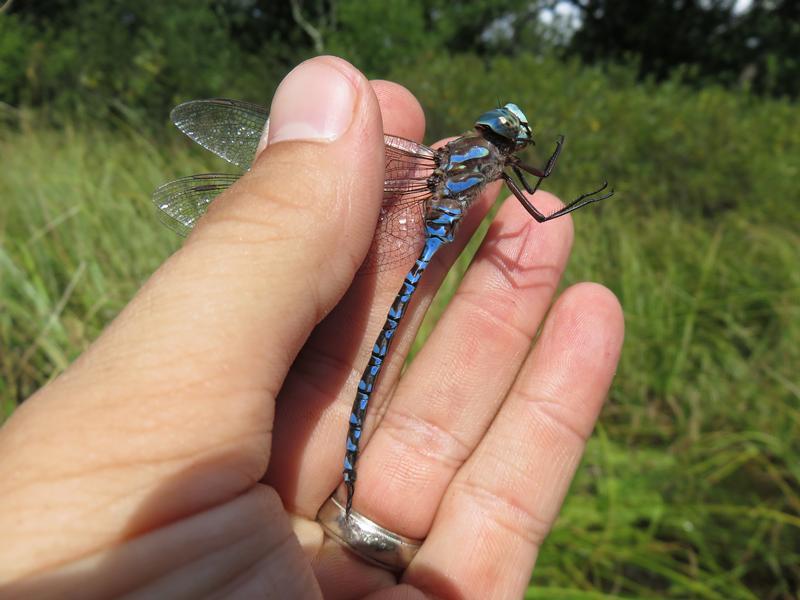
[
  {"left": 567, "top": 0, "right": 800, "bottom": 97},
  {"left": 0, "top": 0, "right": 294, "bottom": 121}
]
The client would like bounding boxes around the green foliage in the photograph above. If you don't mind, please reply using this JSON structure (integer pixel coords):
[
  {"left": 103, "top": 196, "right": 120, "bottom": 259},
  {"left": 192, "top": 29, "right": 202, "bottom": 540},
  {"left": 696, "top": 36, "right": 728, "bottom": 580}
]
[
  {"left": 0, "top": 1, "right": 288, "bottom": 123},
  {"left": 0, "top": 14, "right": 34, "bottom": 107},
  {"left": 321, "top": 0, "right": 557, "bottom": 78},
  {"left": 326, "top": 0, "right": 435, "bottom": 76},
  {"left": 423, "top": 0, "right": 547, "bottom": 55},
  {"left": 2, "top": 55, "right": 799, "bottom": 597}
]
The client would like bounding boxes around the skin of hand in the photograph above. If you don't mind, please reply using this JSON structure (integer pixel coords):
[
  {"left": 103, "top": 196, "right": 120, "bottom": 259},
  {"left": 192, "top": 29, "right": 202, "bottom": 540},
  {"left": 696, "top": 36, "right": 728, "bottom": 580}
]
[{"left": 0, "top": 56, "right": 624, "bottom": 599}]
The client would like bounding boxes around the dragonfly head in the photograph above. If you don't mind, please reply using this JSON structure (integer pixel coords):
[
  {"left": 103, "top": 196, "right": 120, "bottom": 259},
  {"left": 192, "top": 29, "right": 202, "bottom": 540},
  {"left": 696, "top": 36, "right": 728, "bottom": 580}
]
[{"left": 475, "top": 103, "right": 532, "bottom": 151}]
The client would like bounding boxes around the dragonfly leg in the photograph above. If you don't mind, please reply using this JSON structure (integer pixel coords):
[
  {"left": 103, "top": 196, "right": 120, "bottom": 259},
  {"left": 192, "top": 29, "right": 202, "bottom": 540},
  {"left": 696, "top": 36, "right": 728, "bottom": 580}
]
[
  {"left": 512, "top": 166, "right": 533, "bottom": 194},
  {"left": 503, "top": 173, "right": 549, "bottom": 222},
  {"left": 543, "top": 181, "right": 614, "bottom": 221},
  {"left": 503, "top": 174, "right": 614, "bottom": 223},
  {"left": 513, "top": 134, "right": 565, "bottom": 196}
]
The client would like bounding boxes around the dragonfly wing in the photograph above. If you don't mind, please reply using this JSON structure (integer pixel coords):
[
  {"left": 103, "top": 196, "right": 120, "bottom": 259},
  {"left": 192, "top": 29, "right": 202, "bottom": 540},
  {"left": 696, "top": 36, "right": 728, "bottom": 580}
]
[
  {"left": 361, "top": 135, "right": 438, "bottom": 273},
  {"left": 383, "top": 134, "right": 436, "bottom": 160},
  {"left": 156, "top": 114, "right": 440, "bottom": 272},
  {"left": 170, "top": 99, "right": 269, "bottom": 169},
  {"left": 362, "top": 198, "right": 428, "bottom": 274},
  {"left": 152, "top": 173, "right": 240, "bottom": 236}
]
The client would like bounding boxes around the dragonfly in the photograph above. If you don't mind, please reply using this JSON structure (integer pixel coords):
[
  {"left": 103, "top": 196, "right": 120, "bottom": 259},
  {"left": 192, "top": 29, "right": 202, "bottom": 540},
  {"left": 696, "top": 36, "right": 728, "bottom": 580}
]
[{"left": 153, "top": 98, "right": 613, "bottom": 514}]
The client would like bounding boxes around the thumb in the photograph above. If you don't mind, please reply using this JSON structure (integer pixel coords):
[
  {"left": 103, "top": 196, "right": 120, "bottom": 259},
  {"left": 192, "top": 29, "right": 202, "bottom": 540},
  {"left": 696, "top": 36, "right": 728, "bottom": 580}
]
[
  {"left": 105, "top": 54, "right": 386, "bottom": 452},
  {"left": 173, "top": 55, "right": 385, "bottom": 382}
]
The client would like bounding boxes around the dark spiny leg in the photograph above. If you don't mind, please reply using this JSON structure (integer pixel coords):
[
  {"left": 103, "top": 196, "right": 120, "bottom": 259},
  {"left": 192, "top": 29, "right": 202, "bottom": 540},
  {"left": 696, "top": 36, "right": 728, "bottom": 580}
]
[
  {"left": 503, "top": 174, "right": 614, "bottom": 223},
  {"left": 514, "top": 135, "right": 565, "bottom": 196},
  {"left": 540, "top": 181, "right": 614, "bottom": 221},
  {"left": 502, "top": 173, "right": 548, "bottom": 222},
  {"left": 513, "top": 166, "right": 534, "bottom": 194}
]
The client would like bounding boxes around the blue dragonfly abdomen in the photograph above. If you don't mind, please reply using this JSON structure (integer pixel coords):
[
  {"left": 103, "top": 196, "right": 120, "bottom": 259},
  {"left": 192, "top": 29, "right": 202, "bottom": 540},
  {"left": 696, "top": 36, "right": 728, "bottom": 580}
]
[
  {"left": 342, "top": 204, "right": 463, "bottom": 512},
  {"left": 342, "top": 134, "right": 521, "bottom": 513}
]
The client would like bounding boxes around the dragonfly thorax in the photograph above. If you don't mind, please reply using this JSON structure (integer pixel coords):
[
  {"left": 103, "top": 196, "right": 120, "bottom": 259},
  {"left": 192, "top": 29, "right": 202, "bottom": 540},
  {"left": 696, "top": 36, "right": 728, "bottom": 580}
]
[{"left": 427, "top": 132, "right": 508, "bottom": 213}]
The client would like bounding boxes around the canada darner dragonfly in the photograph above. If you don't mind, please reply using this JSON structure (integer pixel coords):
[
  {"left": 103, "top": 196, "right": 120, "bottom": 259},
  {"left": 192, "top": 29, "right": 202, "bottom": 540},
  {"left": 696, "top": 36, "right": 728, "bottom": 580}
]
[{"left": 152, "top": 98, "right": 613, "bottom": 514}]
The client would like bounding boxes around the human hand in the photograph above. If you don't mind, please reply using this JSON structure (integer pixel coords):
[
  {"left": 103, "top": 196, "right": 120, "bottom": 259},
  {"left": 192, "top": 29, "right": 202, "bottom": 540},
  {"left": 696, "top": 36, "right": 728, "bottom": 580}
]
[{"left": 0, "top": 56, "right": 623, "bottom": 599}]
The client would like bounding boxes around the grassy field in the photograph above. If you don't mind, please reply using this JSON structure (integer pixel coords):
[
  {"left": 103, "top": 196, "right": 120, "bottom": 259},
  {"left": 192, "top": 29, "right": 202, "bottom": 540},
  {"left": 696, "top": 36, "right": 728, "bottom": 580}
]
[{"left": 1, "top": 55, "right": 799, "bottom": 597}]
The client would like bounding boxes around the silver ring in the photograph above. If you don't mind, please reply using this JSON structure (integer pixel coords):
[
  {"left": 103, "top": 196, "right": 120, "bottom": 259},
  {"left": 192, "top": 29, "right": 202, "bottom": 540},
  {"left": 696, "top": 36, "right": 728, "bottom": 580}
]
[{"left": 316, "top": 492, "right": 423, "bottom": 572}]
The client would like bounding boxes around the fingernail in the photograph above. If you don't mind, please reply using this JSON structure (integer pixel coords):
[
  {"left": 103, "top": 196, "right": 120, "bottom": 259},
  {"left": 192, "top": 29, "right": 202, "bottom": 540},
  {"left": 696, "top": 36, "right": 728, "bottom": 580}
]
[{"left": 265, "top": 59, "right": 357, "bottom": 146}]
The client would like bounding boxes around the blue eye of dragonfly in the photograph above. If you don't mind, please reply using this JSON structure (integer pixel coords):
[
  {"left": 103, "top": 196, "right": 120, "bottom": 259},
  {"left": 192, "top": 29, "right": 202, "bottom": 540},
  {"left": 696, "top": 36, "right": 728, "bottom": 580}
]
[
  {"left": 475, "top": 103, "right": 532, "bottom": 150},
  {"left": 153, "top": 98, "right": 613, "bottom": 515}
]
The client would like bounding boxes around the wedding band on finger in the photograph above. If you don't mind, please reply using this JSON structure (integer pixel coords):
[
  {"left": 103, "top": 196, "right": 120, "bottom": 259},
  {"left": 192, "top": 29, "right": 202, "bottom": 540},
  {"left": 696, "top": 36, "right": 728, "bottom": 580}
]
[{"left": 316, "top": 492, "right": 424, "bottom": 572}]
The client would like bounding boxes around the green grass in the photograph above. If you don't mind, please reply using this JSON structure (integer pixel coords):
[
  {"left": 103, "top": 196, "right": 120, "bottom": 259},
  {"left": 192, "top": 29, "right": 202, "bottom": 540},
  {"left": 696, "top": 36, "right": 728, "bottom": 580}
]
[{"left": 1, "top": 55, "right": 799, "bottom": 597}]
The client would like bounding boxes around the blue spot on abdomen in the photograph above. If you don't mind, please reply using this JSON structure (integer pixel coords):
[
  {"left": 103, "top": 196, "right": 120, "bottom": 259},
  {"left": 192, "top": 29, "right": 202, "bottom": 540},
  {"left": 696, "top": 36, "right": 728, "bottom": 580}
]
[
  {"left": 450, "top": 145, "right": 490, "bottom": 164},
  {"left": 445, "top": 175, "right": 484, "bottom": 195}
]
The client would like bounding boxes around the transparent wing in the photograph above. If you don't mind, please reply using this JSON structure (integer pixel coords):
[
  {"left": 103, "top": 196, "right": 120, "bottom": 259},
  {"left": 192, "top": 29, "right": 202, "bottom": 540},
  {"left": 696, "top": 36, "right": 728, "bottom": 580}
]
[
  {"left": 170, "top": 99, "right": 269, "bottom": 169},
  {"left": 383, "top": 134, "right": 437, "bottom": 208},
  {"left": 152, "top": 173, "right": 240, "bottom": 236},
  {"left": 159, "top": 99, "right": 441, "bottom": 272},
  {"left": 361, "top": 134, "right": 438, "bottom": 273}
]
